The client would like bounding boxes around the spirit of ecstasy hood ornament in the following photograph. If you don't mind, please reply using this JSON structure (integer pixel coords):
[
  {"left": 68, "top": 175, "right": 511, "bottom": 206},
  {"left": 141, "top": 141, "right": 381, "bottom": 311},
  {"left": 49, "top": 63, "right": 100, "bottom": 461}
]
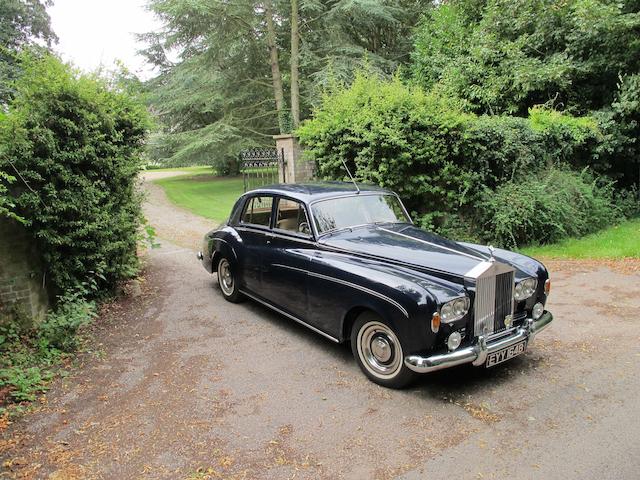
[{"left": 488, "top": 245, "right": 496, "bottom": 262}]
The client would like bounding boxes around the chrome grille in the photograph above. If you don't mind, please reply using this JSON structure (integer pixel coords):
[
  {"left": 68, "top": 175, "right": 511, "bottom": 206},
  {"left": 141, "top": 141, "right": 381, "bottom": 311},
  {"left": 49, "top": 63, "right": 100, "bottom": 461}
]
[{"left": 471, "top": 262, "right": 515, "bottom": 337}]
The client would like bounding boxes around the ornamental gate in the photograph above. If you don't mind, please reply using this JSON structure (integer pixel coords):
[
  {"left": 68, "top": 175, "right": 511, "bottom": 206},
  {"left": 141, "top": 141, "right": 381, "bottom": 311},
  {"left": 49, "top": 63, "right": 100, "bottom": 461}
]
[{"left": 239, "top": 147, "right": 286, "bottom": 192}]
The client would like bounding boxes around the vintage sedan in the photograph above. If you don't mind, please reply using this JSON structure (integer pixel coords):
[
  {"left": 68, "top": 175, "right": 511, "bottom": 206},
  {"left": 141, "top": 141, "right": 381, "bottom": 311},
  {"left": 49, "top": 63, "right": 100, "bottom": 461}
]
[{"left": 198, "top": 182, "right": 553, "bottom": 388}]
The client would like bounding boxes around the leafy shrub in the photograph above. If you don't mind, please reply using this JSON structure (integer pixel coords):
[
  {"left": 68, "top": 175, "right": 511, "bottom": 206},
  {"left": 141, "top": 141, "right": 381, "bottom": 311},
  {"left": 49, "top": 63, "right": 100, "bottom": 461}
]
[
  {"left": 594, "top": 74, "right": 640, "bottom": 189},
  {"left": 476, "top": 168, "right": 620, "bottom": 248},
  {"left": 0, "top": 54, "right": 150, "bottom": 298},
  {"left": 0, "top": 293, "right": 95, "bottom": 407},
  {"left": 298, "top": 73, "right": 605, "bottom": 242},
  {"left": 299, "top": 73, "right": 473, "bottom": 226},
  {"left": 38, "top": 290, "right": 96, "bottom": 352}
]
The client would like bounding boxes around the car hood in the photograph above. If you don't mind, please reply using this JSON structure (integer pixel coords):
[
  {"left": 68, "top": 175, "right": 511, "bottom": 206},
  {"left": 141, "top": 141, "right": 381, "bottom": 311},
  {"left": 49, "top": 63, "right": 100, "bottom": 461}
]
[{"left": 318, "top": 224, "right": 536, "bottom": 281}]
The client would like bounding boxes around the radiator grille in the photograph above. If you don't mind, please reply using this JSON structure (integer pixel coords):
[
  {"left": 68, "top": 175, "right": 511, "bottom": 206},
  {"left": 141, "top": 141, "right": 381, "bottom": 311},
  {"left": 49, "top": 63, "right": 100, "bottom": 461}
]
[{"left": 473, "top": 268, "right": 515, "bottom": 336}]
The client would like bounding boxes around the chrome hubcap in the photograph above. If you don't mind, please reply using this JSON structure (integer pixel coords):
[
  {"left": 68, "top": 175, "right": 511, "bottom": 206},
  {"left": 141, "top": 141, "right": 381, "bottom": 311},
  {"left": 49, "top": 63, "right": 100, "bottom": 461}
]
[
  {"left": 357, "top": 321, "right": 402, "bottom": 379},
  {"left": 218, "top": 259, "right": 234, "bottom": 296},
  {"left": 371, "top": 336, "right": 392, "bottom": 363}
]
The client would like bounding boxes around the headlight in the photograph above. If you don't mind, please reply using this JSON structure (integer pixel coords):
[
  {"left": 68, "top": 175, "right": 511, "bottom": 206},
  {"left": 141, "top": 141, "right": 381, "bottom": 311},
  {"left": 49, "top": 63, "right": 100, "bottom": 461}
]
[
  {"left": 440, "top": 296, "right": 470, "bottom": 323},
  {"left": 514, "top": 277, "right": 537, "bottom": 301}
]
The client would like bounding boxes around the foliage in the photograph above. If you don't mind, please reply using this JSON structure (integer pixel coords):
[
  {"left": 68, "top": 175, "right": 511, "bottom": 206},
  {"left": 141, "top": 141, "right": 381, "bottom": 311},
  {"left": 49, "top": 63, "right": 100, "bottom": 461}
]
[
  {"left": 0, "top": 54, "right": 150, "bottom": 297},
  {"left": 594, "top": 73, "right": 640, "bottom": 188},
  {"left": 37, "top": 290, "right": 97, "bottom": 352},
  {"left": 298, "top": 73, "right": 472, "bottom": 222},
  {"left": 477, "top": 168, "right": 620, "bottom": 248},
  {"left": 412, "top": 0, "right": 640, "bottom": 116},
  {"left": 521, "top": 217, "right": 640, "bottom": 259},
  {"left": 298, "top": 73, "right": 611, "bottom": 246},
  {"left": 0, "top": 294, "right": 95, "bottom": 407},
  {"left": 141, "top": 0, "right": 431, "bottom": 169},
  {"left": 0, "top": 170, "right": 24, "bottom": 223},
  {"left": 0, "top": 0, "right": 56, "bottom": 104}
]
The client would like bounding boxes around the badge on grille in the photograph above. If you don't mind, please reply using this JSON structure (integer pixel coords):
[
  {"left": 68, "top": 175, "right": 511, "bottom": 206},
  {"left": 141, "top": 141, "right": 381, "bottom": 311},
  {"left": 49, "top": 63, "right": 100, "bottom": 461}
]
[{"left": 504, "top": 314, "right": 513, "bottom": 328}]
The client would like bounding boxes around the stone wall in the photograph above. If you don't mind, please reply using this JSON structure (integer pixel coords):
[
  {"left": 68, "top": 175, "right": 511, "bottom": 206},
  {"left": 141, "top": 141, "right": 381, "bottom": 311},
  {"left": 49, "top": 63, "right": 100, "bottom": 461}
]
[{"left": 0, "top": 217, "right": 48, "bottom": 326}]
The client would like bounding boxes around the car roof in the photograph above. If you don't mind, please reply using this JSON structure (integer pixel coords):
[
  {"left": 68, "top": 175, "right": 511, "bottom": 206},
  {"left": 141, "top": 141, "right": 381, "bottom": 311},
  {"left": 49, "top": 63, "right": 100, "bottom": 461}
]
[{"left": 244, "top": 181, "right": 392, "bottom": 203}]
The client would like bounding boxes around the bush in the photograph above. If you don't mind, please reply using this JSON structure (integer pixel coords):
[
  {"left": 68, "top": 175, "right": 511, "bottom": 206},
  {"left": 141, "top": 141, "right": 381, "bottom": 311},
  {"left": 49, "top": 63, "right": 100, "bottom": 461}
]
[
  {"left": 0, "top": 292, "right": 95, "bottom": 407},
  {"left": 38, "top": 290, "right": 96, "bottom": 352},
  {"left": 595, "top": 74, "right": 640, "bottom": 189},
  {"left": 299, "top": 73, "right": 476, "bottom": 224},
  {"left": 298, "top": 73, "right": 604, "bottom": 241},
  {"left": 476, "top": 168, "right": 620, "bottom": 248},
  {"left": 0, "top": 54, "right": 150, "bottom": 298}
]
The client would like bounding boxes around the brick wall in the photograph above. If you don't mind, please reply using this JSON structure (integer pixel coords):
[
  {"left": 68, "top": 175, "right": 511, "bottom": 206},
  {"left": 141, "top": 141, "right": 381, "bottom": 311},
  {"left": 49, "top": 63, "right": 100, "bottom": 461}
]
[{"left": 0, "top": 217, "right": 48, "bottom": 326}]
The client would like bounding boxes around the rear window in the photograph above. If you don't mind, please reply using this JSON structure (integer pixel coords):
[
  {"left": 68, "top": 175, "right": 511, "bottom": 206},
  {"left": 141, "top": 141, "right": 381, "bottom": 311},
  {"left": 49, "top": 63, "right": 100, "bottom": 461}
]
[{"left": 241, "top": 196, "right": 273, "bottom": 227}]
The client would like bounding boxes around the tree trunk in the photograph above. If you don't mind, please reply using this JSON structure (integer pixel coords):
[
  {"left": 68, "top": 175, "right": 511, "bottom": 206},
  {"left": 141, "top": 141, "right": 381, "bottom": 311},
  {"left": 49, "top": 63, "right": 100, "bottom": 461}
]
[
  {"left": 290, "top": 0, "right": 300, "bottom": 129},
  {"left": 264, "top": 1, "right": 286, "bottom": 133}
]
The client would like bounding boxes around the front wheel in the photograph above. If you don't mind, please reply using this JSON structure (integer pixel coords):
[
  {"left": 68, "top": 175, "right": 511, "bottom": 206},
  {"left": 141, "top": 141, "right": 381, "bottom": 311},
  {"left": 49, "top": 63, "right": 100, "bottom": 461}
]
[
  {"left": 351, "top": 312, "right": 416, "bottom": 389},
  {"left": 216, "top": 257, "right": 243, "bottom": 303}
]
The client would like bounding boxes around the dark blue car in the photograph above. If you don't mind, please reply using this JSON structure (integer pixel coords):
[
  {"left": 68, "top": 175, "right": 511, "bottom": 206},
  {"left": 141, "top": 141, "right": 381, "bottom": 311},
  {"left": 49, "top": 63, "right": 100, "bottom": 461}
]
[{"left": 198, "top": 182, "right": 553, "bottom": 388}]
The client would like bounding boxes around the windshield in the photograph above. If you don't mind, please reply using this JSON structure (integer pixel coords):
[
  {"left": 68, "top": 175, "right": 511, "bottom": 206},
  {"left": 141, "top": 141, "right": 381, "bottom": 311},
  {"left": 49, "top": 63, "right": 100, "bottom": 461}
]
[{"left": 311, "top": 194, "right": 410, "bottom": 234}]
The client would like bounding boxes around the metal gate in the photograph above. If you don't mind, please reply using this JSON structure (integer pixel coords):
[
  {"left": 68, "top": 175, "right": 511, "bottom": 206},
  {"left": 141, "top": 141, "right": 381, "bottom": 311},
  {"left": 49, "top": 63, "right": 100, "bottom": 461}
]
[{"left": 239, "top": 147, "right": 286, "bottom": 192}]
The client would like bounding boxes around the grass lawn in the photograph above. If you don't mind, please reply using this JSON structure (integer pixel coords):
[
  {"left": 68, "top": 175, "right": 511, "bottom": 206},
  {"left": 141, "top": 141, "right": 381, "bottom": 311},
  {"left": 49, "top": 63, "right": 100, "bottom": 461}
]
[
  {"left": 521, "top": 218, "right": 640, "bottom": 259},
  {"left": 145, "top": 165, "right": 214, "bottom": 175},
  {"left": 153, "top": 173, "right": 244, "bottom": 223}
]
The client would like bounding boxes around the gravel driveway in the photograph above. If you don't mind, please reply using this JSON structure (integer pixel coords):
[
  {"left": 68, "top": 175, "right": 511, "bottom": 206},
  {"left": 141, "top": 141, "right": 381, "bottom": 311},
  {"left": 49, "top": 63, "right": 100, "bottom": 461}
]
[{"left": 2, "top": 173, "right": 639, "bottom": 479}]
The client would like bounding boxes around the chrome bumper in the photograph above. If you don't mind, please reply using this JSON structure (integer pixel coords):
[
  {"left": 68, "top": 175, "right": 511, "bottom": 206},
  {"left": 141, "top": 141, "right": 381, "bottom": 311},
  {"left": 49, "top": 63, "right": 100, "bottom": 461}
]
[{"left": 405, "top": 311, "right": 553, "bottom": 374}]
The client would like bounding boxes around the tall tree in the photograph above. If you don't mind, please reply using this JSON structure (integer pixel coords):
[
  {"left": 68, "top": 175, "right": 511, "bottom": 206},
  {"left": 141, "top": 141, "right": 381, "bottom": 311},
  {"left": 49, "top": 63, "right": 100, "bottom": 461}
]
[
  {"left": 290, "top": 0, "right": 300, "bottom": 128},
  {"left": 0, "top": 0, "right": 57, "bottom": 104},
  {"left": 265, "top": 0, "right": 286, "bottom": 131},
  {"left": 142, "top": 0, "right": 430, "bottom": 169}
]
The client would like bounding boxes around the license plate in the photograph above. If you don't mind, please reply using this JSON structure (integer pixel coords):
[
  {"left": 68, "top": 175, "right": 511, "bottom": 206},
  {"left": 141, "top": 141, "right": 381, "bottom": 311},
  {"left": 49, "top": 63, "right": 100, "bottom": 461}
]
[{"left": 486, "top": 341, "right": 527, "bottom": 368}]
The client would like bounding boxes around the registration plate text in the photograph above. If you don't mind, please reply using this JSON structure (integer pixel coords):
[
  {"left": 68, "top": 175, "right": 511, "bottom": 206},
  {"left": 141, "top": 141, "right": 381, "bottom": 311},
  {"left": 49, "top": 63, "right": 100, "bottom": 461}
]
[{"left": 486, "top": 341, "right": 527, "bottom": 367}]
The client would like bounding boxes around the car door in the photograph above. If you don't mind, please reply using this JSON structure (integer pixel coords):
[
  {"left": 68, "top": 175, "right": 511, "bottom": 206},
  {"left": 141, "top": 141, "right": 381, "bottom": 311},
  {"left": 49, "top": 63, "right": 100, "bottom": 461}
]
[
  {"left": 260, "top": 197, "right": 314, "bottom": 320},
  {"left": 234, "top": 194, "right": 274, "bottom": 293}
]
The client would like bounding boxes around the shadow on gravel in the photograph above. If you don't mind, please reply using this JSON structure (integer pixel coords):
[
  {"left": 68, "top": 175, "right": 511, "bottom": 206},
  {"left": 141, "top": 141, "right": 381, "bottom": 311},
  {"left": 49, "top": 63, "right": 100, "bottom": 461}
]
[{"left": 208, "top": 276, "right": 542, "bottom": 402}]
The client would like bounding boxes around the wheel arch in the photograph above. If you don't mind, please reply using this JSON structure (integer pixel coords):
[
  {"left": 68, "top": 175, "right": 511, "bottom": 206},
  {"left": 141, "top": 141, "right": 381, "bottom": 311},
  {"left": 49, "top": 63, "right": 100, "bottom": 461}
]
[{"left": 341, "top": 305, "right": 399, "bottom": 344}]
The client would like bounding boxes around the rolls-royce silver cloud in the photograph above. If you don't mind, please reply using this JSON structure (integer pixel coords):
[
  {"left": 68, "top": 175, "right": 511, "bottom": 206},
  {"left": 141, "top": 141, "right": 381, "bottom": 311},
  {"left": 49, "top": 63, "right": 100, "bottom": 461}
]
[{"left": 198, "top": 182, "right": 553, "bottom": 388}]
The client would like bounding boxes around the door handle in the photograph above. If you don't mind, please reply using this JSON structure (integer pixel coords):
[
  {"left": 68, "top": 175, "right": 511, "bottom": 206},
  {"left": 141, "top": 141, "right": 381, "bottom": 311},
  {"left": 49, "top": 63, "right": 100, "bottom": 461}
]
[{"left": 266, "top": 233, "right": 274, "bottom": 245}]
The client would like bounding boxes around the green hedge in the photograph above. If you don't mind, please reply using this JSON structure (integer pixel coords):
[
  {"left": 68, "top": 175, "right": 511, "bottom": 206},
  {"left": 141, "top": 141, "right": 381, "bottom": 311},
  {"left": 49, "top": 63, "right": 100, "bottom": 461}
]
[
  {"left": 298, "top": 73, "right": 609, "bottom": 246},
  {"left": 477, "top": 168, "right": 619, "bottom": 248},
  {"left": 0, "top": 54, "right": 150, "bottom": 298}
]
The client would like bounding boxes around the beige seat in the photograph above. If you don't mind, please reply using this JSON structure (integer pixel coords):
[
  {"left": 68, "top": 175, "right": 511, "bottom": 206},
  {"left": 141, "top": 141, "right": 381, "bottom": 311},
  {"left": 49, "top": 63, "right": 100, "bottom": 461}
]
[{"left": 277, "top": 217, "right": 299, "bottom": 231}]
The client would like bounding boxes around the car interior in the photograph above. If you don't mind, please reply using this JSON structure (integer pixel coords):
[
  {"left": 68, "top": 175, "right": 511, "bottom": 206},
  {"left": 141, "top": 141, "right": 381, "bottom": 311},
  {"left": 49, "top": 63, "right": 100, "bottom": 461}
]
[{"left": 275, "top": 198, "right": 311, "bottom": 235}]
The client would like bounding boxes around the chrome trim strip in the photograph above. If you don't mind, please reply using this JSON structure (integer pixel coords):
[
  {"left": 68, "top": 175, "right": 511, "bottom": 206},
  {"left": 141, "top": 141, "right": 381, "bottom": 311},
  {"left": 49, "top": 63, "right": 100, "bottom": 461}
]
[
  {"left": 239, "top": 289, "right": 340, "bottom": 343},
  {"left": 378, "top": 228, "right": 488, "bottom": 262},
  {"left": 271, "top": 263, "right": 410, "bottom": 318},
  {"left": 405, "top": 311, "right": 553, "bottom": 373},
  {"left": 212, "top": 237, "right": 237, "bottom": 259},
  {"left": 234, "top": 226, "right": 317, "bottom": 246}
]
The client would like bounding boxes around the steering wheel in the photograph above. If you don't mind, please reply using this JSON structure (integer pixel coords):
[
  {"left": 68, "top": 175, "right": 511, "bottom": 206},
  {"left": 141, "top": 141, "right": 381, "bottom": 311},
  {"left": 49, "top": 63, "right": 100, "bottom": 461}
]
[{"left": 298, "top": 221, "right": 311, "bottom": 235}]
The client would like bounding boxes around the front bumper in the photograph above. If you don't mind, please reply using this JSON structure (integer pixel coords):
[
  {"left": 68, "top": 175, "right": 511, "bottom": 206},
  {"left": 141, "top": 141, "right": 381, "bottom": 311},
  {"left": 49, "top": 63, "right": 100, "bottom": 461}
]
[{"left": 405, "top": 311, "right": 553, "bottom": 374}]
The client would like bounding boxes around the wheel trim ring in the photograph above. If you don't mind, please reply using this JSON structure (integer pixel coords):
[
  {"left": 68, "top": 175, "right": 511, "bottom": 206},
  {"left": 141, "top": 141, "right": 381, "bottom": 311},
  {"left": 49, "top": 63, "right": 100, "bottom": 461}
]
[
  {"left": 357, "top": 321, "right": 403, "bottom": 379},
  {"left": 217, "top": 259, "right": 234, "bottom": 296}
]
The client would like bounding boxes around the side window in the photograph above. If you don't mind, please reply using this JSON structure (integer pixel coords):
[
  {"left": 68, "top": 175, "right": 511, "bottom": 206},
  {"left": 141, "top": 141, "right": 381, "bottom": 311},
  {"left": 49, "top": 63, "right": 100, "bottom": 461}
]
[
  {"left": 241, "top": 196, "right": 273, "bottom": 227},
  {"left": 275, "top": 198, "right": 311, "bottom": 236}
]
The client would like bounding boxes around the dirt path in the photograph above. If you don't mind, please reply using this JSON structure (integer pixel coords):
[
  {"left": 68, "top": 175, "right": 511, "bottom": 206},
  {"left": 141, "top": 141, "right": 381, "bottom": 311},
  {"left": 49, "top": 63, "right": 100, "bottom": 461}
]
[
  {"left": 141, "top": 170, "right": 217, "bottom": 250},
  {"left": 2, "top": 174, "right": 640, "bottom": 479}
]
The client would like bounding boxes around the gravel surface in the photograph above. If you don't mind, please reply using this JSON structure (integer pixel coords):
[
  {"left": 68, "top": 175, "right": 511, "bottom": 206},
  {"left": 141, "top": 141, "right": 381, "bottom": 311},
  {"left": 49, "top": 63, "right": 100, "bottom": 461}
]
[{"left": 1, "top": 173, "right": 639, "bottom": 479}]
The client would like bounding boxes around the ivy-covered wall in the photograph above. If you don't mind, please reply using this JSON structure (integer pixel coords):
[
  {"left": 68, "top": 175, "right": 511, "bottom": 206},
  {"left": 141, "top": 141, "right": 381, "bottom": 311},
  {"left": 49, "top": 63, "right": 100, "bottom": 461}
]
[{"left": 0, "top": 217, "right": 48, "bottom": 326}]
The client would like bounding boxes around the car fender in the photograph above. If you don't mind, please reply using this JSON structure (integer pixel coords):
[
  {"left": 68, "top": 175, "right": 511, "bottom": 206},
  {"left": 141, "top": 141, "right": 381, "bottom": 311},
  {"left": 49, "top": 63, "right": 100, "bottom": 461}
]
[{"left": 308, "top": 250, "right": 467, "bottom": 351}]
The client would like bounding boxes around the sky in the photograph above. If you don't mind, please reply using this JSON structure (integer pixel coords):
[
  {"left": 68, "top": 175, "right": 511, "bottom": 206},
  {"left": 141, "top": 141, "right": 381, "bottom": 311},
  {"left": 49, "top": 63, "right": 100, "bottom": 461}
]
[{"left": 47, "top": 0, "right": 162, "bottom": 80}]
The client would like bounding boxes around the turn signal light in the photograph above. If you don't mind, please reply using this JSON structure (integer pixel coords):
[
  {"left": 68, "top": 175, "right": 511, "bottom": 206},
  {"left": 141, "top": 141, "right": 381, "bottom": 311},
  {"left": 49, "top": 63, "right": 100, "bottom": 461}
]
[
  {"left": 544, "top": 279, "right": 551, "bottom": 296},
  {"left": 431, "top": 312, "right": 441, "bottom": 333}
]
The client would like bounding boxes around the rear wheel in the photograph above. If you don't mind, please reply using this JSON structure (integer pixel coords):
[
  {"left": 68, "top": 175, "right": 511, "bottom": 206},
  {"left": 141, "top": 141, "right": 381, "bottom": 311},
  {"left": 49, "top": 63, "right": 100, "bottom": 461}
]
[
  {"left": 217, "top": 257, "right": 243, "bottom": 303},
  {"left": 350, "top": 312, "right": 416, "bottom": 389}
]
